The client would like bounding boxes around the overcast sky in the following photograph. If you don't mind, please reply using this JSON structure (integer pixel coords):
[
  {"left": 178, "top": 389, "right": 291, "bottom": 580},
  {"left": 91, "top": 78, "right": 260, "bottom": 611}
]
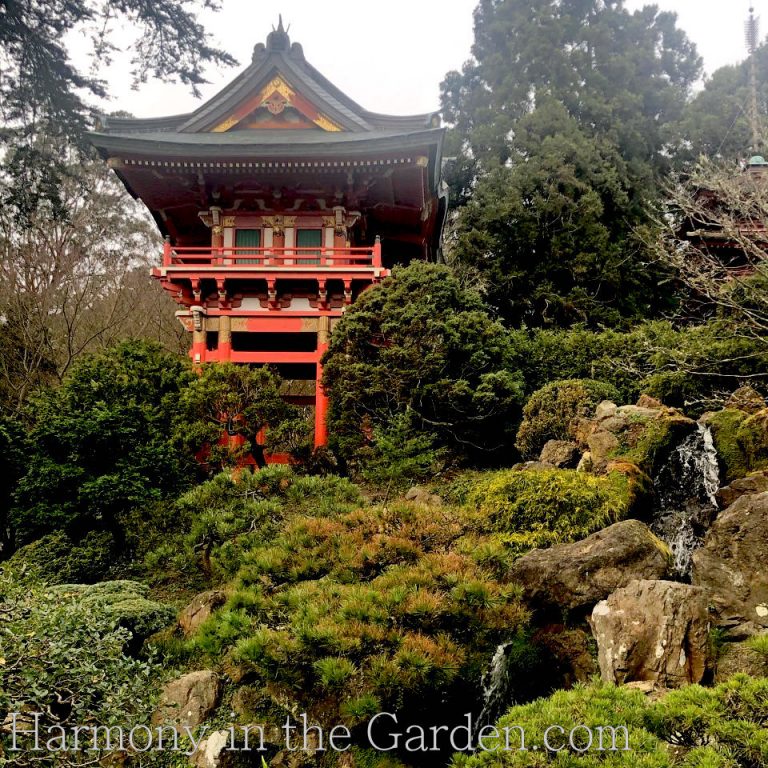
[{"left": 86, "top": 0, "right": 761, "bottom": 119}]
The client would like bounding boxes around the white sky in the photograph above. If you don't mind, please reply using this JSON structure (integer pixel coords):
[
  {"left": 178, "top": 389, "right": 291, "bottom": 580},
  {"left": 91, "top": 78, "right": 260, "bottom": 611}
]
[{"left": 85, "top": 0, "right": 762, "bottom": 120}]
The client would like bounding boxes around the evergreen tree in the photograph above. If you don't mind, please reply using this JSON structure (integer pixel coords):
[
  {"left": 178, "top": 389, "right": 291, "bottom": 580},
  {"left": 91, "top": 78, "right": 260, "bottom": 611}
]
[{"left": 441, "top": 0, "right": 701, "bottom": 327}]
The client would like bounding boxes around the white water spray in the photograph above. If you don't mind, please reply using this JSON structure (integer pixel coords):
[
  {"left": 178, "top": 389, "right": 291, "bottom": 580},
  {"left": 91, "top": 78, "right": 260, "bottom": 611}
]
[{"left": 652, "top": 424, "right": 720, "bottom": 576}]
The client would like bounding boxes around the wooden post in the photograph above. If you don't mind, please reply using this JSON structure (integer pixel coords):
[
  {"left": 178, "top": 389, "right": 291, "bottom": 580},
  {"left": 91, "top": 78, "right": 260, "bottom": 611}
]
[
  {"left": 372, "top": 235, "right": 382, "bottom": 268},
  {"left": 163, "top": 236, "right": 172, "bottom": 266},
  {"left": 218, "top": 314, "right": 232, "bottom": 361},
  {"left": 314, "top": 315, "right": 331, "bottom": 448}
]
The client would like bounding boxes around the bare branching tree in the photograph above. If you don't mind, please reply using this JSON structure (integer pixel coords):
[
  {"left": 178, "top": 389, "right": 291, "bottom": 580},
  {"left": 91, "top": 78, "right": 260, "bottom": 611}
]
[
  {"left": 0, "top": 157, "right": 184, "bottom": 413},
  {"left": 650, "top": 158, "right": 768, "bottom": 341}
]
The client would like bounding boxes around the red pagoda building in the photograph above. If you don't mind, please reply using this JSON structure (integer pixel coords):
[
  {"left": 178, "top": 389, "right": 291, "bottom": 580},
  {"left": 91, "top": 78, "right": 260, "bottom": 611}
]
[{"left": 89, "top": 20, "right": 446, "bottom": 448}]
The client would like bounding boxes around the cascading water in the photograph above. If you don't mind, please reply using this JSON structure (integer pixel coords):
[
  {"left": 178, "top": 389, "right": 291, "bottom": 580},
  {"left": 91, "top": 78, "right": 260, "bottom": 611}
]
[
  {"left": 651, "top": 423, "right": 720, "bottom": 577},
  {"left": 473, "top": 642, "right": 516, "bottom": 739}
]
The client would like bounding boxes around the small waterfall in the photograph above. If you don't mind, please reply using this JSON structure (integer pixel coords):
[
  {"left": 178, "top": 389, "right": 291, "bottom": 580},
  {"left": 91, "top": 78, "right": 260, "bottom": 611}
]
[
  {"left": 473, "top": 642, "right": 516, "bottom": 738},
  {"left": 652, "top": 424, "right": 720, "bottom": 577}
]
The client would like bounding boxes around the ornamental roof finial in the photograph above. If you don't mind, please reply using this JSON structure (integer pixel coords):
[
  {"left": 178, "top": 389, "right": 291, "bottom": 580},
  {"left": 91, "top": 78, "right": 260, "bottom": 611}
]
[{"left": 266, "top": 14, "right": 291, "bottom": 52}]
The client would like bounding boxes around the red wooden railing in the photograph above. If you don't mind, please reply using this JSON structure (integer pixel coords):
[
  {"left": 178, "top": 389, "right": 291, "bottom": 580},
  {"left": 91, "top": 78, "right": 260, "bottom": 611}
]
[{"left": 162, "top": 238, "right": 383, "bottom": 269}]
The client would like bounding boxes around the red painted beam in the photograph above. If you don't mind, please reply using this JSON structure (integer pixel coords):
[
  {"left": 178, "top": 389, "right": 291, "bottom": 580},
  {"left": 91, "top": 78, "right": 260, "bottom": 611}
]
[{"left": 227, "top": 351, "right": 319, "bottom": 364}]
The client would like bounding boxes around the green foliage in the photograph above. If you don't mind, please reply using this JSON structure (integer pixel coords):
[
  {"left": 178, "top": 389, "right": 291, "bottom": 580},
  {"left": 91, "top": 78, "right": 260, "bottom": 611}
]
[
  {"left": 0, "top": 0, "right": 235, "bottom": 221},
  {"left": 516, "top": 379, "right": 620, "bottom": 459},
  {"left": 358, "top": 412, "right": 446, "bottom": 490},
  {"left": 323, "top": 262, "right": 525, "bottom": 471},
  {"left": 8, "top": 530, "right": 115, "bottom": 584},
  {"left": 441, "top": 1, "right": 700, "bottom": 327},
  {"left": 190, "top": 497, "right": 533, "bottom": 745},
  {"left": 461, "top": 469, "right": 631, "bottom": 556},
  {"left": 448, "top": 105, "right": 674, "bottom": 328},
  {"left": 140, "top": 467, "right": 363, "bottom": 586},
  {"left": 173, "top": 363, "right": 304, "bottom": 473},
  {"left": 508, "top": 322, "right": 768, "bottom": 414},
  {"left": 452, "top": 675, "right": 768, "bottom": 767},
  {"left": 441, "top": 0, "right": 700, "bottom": 170},
  {"left": 11, "top": 340, "right": 194, "bottom": 547},
  {"left": 0, "top": 568, "right": 163, "bottom": 766},
  {"left": 0, "top": 416, "right": 26, "bottom": 553},
  {"left": 49, "top": 580, "right": 175, "bottom": 649},
  {"left": 678, "top": 44, "right": 768, "bottom": 161}
]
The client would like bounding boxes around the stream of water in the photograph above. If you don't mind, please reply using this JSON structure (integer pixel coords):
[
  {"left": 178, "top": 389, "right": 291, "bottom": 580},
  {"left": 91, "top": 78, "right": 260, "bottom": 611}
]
[{"left": 651, "top": 423, "right": 720, "bottom": 577}]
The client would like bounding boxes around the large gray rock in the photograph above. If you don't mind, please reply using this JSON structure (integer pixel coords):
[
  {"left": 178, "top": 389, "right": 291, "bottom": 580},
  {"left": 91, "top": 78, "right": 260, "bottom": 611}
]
[
  {"left": 152, "top": 671, "right": 221, "bottom": 730},
  {"left": 589, "top": 580, "right": 711, "bottom": 688},
  {"left": 716, "top": 470, "right": 768, "bottom": 508},
  {"left": 692, "top": 491, "right": 768, "bottom": 638},
  {"left": 509, "top": 520, "right": 672, "bottom": 616},
  {"left": 179, "top": 591, "right": 227, "bottom": 638},
  {"left": 539, "top": 440, "right": 580, "bottom": 469}
]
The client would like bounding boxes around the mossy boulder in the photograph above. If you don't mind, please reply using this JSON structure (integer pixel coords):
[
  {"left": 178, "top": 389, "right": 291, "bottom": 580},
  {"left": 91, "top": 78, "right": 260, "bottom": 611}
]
[
  {"left": 516, "top": 379, "right": 620, "bottom": 460},
  {"left": 703, "top": 407, "right": 768, "bottom": 483},
  {"left": 578, "top": 398, "right": 696, "bottom": 477},
  {"left": 463, "top": 468, "right": 633, "bottom": 555},
  {"left": 509, "top": 520, "right": 672, "bottom": 618}
]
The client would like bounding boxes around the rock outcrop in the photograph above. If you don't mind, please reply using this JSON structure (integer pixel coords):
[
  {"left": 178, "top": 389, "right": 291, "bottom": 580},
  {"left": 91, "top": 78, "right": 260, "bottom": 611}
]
[
  {"left": 692, "top": 491, "right": 768, "bottom": 638},
  {"left": 509, "top": 520, "right": 672, "bottom": 616},
  {"left": 179, "top": 591, "right": 227, "bottom": 638},
  {"left": 152, "top": 671, "right": 221, "bottom": 730},
  {"left": 538, "top": 440, "right": 580, "bottom": 469},
  {"left": 577, "top": 399, "right": 696, "bottom": 475},
  {"left": 589, "top": 580, "right": 711, "bottom": 687},
  {"left": 716, "top": 469, "right": 768, "bottom": 508},
  {"left": 404, "top": 486, "right": 442, "bottom": 506}
]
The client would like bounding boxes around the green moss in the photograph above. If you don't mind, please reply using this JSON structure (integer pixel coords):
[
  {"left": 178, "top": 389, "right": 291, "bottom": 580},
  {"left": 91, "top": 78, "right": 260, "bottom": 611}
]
[
  {"left": 705, "top": 408, "right": 768, "bottom": 483},
  {"left": 464, "top": 468, "right": 632, "bottom": 548},
  {"left": 609, "top": 415, "right": 693, "bottom": 475},
  {"left": 738, "top": 409, "right": 768, "bottom": 475},
  {"left": 516, "top": 379, "right": 621, "bottom": 459},
  {"left": 706, "top": 408, "right": 751, "bottom": 482}
]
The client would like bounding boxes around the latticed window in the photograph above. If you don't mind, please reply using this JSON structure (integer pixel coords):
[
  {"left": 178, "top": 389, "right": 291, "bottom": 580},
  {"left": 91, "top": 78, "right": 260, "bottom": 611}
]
[
  {"left": 296, "top": 228, "right": 322, "bottom": 264},
  {"left": 236, "top": 229, "right": 262, "bottom": 263}
]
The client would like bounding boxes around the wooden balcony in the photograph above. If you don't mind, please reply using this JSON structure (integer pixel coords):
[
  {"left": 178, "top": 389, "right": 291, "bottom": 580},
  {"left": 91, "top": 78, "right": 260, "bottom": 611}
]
[{"left": 161, "top": 239, "right": 383, "bottom": 269}]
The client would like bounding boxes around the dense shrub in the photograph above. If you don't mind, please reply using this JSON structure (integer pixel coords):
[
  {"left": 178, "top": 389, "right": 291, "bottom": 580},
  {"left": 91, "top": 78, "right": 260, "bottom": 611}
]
[
  {"left": 516, "top": 379, "right": 620, "bottom": 459},
  {"left": 8, "top": 529, "right": 115, "bottom": 584},
  {"left": 11, "top": 340, "right": 194, "bottom": 547},
  {"left": 451, "top": 675, "right": 768, "bottom": 767},
  {"left": 189, "top": 497, "right": 535, "bottom": 759},
  {"left": 509, "top": 321, "right": 768, "bottom": 414},
  {"left": 458, "top": 469, "right": 631, "bottom": 557},
  {"left": 141, "top": 467, "right": 364, "bottom": 586},
  {"left": 323, "top": 262, "right": 525, "bottom": 473},
  {"left": 0, "top": 569, "right": 164, "bottom": 766},
  {"left": 49, "top": 580, "right": 175, "bottom": 649}
]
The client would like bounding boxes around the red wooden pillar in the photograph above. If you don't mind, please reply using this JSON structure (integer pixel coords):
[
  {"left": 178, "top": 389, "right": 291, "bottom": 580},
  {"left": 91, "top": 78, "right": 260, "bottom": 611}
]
[{"left": 314, "top": 316, "right": 330, "bottom": 447}]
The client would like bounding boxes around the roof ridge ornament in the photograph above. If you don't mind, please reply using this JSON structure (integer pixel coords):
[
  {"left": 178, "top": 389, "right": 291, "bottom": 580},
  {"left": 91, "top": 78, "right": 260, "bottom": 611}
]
[{"left": 266, "top": 14, "right": 291, "bottom": 52}]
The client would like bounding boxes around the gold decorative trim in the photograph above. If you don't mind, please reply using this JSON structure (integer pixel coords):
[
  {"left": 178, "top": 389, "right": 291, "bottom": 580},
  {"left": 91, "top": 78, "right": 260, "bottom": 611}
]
[
  {"left": 222, "top": 216, "right": 236, "bottom": 227},
  {"left": 314, "top": 113, "right": 343, "bottom": 132},
  {"left": 212, "top": 115, "right": 239, "bottom": 133}
]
